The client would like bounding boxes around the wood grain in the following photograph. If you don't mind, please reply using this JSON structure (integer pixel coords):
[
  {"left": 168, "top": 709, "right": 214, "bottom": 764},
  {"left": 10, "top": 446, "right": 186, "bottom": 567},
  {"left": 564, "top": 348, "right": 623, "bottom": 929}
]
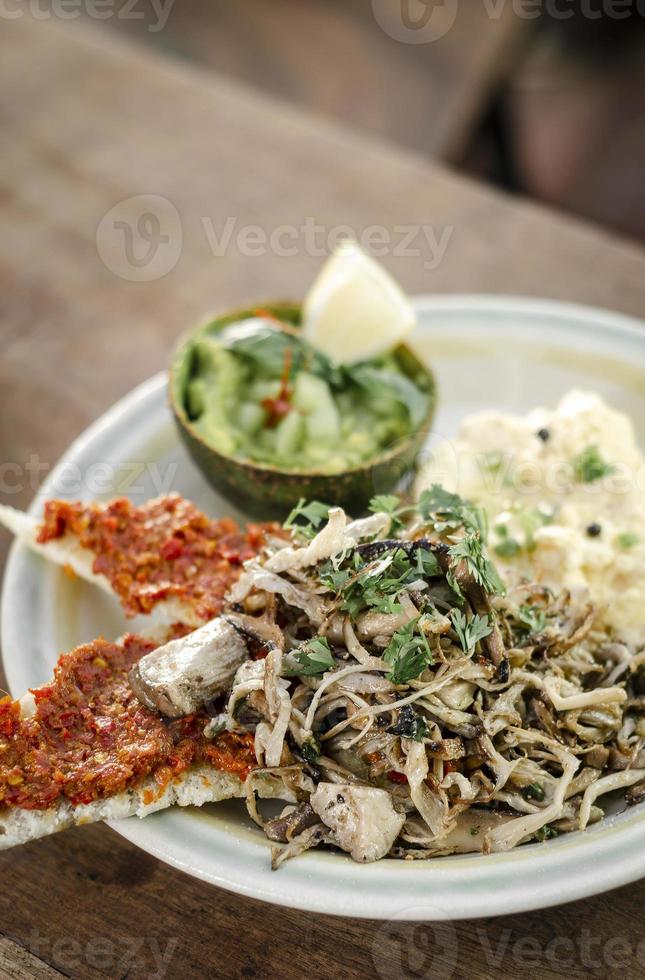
[
  {"left": 1, "top": 14, "right": 645, "bottom": 980},
  {"left": 0, "top": 938, "right": 65, "bottom": 979},
  {"left": 93, "top": 0, "right": 531, "bottom": 162}
]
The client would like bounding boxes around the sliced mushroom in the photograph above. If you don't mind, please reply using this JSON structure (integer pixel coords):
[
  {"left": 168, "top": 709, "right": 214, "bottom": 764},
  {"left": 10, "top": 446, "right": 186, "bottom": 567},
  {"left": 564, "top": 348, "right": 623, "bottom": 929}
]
[
  {"left": 310, "top": 782, "right": 405, "bottom": 862},
  {"left": 264, "top": 802, "right": 318, "bottom": 843}
]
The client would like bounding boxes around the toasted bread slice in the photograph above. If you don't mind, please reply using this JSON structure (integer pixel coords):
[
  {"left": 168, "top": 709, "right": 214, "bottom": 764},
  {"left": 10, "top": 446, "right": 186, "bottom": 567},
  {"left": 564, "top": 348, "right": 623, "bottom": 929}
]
[
  {"left": 0, "top": 632, "right": 287, "bottom": 851},
  {"left": 0, "top": 502, "right": 202, "bottom": 626},
  {"left": 0, "top": 498, "right": 270, "bottom": 627},
  {"left": 0, "top": 766, "right": 287, "bottom": 851}
]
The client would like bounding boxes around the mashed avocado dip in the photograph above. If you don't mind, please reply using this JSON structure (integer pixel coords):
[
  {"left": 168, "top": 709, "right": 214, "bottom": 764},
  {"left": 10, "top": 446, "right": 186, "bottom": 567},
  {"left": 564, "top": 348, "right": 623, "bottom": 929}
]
[{"left": 182, "top": 317, "right": 431, "bottom": 474}]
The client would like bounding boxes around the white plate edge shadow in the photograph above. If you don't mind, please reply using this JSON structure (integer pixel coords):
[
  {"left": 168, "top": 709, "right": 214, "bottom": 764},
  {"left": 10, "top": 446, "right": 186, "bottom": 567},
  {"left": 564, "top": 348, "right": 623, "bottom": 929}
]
[{"left": 3, "top": 293, "right": 645, "bottom": 921}]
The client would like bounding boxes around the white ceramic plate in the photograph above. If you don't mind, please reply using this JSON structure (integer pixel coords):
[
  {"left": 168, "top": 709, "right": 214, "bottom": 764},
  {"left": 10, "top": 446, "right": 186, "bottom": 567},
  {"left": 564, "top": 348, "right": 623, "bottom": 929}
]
[{"left": 3, "top": 295, "right": 645, "bottom": 920}]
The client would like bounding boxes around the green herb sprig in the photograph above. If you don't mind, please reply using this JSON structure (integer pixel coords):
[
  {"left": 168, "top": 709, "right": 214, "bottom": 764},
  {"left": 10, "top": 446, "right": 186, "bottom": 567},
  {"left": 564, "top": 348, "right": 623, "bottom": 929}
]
[
  {"left": 383, "top": 617, "right": 435, "bottom": 685},
  {"left": 617, "top": 532, "right": 639, "bottom": 550},
  {"left": 283, "top": 499, "right": 333, "bottom": 540},
  {"left": 517, "top": 604, "right": 548, "bottom": 635},
  {"left": 572, "top": 445, "right": 615, "bottom": 484},
  {"left": 417, "top": 484, "right": 489, "bottom": 540},
  {"left": 283, "top": 636, "right": 335, "bottom": 676},
  {"left": 300, "top": 734, "right": 322, "bottom": 764},
  {"left": 319, "top": 545, "right": 441, "bottom": 618},
  {"left": 368, "top": 494, "right": 414, "bottom": 534},
  {"left": 448, "top": 533, "right": 505, "bottom": 598},
  {"left": 450, "top": 609, "right": 493, "bottom": 653}
]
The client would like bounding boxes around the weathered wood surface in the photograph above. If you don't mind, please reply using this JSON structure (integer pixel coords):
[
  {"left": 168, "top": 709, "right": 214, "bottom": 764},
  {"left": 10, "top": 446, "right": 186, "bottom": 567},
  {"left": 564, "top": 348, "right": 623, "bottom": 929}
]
[
  {"left": 94, "top": 0, "right": 531, "bottom": 162},
  {"left": 1, "top": 15, "right": 645, "bottom": 980}
]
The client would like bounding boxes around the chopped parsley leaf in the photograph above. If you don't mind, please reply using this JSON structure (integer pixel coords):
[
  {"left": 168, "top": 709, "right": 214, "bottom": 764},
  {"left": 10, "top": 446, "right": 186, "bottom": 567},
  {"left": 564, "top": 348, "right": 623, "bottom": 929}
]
[
  {"left": 319, "top": 545, "right": 441, "bottom": 618},
  {"left": 448, "top": 532, "right": 505, "bottom": 597},
  {"left": 283, "top": 499, "right": 332, "bottom": 540},
  {"left": 495, "top": 537, "right": 522, "bottom": 559},
  {"left": 300, "top": 734, "right": 322, "bottom": 764},
  {"left": 517, "top": 604, "right": 548, "bottom": 635},
  {"left": 383, "top": 617, "right": 435, "bottom": 685},
  {"left": 450, "top": 609, "right": 493, "bottom": 653},
  {"left": 617, "top": 532, "right": 639, "bottom": 550},
  {"left": 480, "top": 450, "right": 505, "bottom": 476},
  {"left": 535, "top": 824, "right": 558, "bottom": 841},
  {"left": 389, "top": 705, "right": 430, "bottom": 742},
  {"left": 368, "top": 494, "right": 412, "bottom": 533},
  {"left": 417, "top": 484, "right": 488, "bottom": 541},
  {"left": 493, "top": 506, "right": 552, "bottom": 558},
  {"left": 415, "top": 547, "right": 442, "bottom": 578},
  {"left": 572, "top": 445, "right": 615, "bottom": 484},
  {"left": 283, "top": 636, "right": 335, "bottom": 676}
]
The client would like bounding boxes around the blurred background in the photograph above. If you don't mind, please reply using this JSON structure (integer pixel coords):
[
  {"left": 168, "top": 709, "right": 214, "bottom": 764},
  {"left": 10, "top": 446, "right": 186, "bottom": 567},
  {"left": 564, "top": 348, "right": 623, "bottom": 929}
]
[{"left": 80, "top": 0, "right": 645, "bottom": 243}]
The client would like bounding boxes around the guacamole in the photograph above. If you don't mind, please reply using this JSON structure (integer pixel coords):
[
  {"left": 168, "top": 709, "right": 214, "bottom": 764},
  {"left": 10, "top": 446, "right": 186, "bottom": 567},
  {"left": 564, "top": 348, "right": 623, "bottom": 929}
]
[{"left": 183, "top": 318, "right": 431, "bottom": 475}]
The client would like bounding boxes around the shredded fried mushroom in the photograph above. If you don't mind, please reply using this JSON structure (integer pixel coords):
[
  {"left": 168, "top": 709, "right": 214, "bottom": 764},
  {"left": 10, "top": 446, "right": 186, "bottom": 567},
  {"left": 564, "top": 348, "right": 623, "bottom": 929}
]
[{"left": 217, "top": 489, "right": 645, "bottom": 866}]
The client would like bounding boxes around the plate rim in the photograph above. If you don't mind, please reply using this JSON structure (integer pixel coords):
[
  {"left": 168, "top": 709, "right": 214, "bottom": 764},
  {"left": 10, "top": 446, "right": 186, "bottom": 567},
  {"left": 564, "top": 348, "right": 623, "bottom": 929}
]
[{"left": 3, "top": 292, "right": 645, "bottom": 921}]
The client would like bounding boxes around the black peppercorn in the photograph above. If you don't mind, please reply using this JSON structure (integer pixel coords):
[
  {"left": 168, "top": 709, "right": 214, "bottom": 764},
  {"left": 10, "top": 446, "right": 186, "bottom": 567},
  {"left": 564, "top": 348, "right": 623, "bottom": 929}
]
[
  {"left": 536, "top": 428, "right": 550, "bottom": 442},
  {"left": 586, "top": 523, "right": 602, "bottom": 538}
]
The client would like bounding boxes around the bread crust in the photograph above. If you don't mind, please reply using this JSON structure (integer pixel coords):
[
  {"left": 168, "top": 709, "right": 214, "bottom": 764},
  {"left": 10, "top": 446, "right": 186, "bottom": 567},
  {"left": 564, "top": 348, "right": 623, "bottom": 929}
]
[
  {"left": 0, "top": 503, "right": 201, "bottom": 626},
  {"left": 0, "top": 765, "right": 289, "bottom": 850}
]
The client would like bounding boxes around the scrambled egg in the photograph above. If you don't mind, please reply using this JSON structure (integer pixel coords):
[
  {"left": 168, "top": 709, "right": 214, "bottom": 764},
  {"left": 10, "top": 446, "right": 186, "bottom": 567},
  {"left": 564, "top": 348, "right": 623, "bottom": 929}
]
[{"left": 415, "top": 390, "right": 645, "bottom": 642}]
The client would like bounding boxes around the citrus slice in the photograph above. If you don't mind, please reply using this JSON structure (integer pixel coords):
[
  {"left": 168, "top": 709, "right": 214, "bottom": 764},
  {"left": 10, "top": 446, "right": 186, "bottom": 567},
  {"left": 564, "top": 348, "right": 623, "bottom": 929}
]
[{"left": 302, "top": 240, "right": 416, "bottom": 364}]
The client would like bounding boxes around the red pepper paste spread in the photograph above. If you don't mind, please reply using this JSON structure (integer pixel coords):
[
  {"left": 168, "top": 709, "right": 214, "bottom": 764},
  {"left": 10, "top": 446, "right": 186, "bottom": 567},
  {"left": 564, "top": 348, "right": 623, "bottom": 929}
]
[
  {"left": 0, "top": 635, "right": 256, "bottom": 811},
  {"left": 37, "top": 494, "right": 280, "bottom": 621}
]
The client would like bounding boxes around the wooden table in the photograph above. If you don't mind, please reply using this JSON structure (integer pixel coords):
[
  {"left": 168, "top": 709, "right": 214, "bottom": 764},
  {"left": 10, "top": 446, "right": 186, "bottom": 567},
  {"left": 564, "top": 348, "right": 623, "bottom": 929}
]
[
  {"left": 95, "top": 0, "right": 531, "bottom": 163},
  {"left": 2, "top": 15, "right": 645, "bottom": 980}
]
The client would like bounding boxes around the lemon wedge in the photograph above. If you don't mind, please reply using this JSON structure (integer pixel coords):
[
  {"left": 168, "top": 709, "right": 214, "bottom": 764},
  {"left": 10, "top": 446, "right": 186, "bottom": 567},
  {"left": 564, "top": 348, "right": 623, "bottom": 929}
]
[{"left": 302, "top": 240, "right": 416, "bottom": 364}]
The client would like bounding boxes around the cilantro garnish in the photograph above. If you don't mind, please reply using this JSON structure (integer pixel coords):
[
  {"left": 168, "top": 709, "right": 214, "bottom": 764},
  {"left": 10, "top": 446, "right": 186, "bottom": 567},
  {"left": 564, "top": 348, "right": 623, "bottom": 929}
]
[
  {"left": 572, "top": 445, "right": 615, "bottom": 484},
  {"left": 495, "top": 537, "right": 522, "bottom": 559},
  {"left": 480, "top": 450, "right": 505, "bottom": 477},
  {"left": 383, "top": 617, "right": 434, "bottom": 685},
  {"left": 535, "top": 824, "right": 558, "bottom": 841},
  {"left": 516, "top": 506, "right": 552, "bottom": 552},
  {"left": 493, "top": 506, "right": 552, "bottom": 559},
  {"left": 416, "top": 485, "right": 504, "bottom": 597},
  {"left": 283, "top": 636, "right": 335, "bottom": 676},
  {"left": 415, "top": 548, "right": 442, "bottom": 578},
  {"left": 517, "top": 604, "right": 548, "bottom": 635},
  {"left": 319, "top": 545, "right": 441, "bottom": 618},
  {"left": 368, "top": 494, "right": 413, "bottom": 534},
  {"left": 222, "top": 323, "right": 336, "bottom": 382},
  {"left": 283, "top": 499, "right": 332, "bottom": 540},
  {"left": 450, "top": 609, "right": 493, "bottom": 653},
  {"left": 349, "top": 365, "right": 430, "bottom": 428},
  {"left": 417, "top": 484, "right": 488, "bottom": 540},
  {"left": 369, "top": 494, "right": 403, "bottom": 517},
  {"left": 617, "top": 532, "right": 639, "bottom": 550},
  {"left": 448, "top": 533, "right": 505, "bottom": 597},
  {"left": 300, "top": 734, "right": 322, "bottom": 764}
]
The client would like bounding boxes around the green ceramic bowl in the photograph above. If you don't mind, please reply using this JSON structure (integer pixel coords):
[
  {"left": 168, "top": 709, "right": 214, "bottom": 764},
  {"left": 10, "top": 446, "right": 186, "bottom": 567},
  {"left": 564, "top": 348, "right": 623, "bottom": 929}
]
[{"left": 169, "top": 302, "right": 436, "bottom": 518}]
